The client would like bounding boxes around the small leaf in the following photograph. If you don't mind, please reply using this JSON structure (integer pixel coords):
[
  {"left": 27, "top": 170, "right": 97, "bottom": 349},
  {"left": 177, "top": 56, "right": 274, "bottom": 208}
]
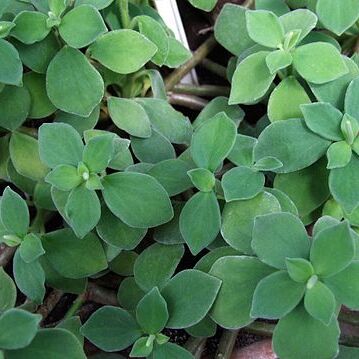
[
  {"left": 253, "top": 157, "right": 283, "bottom": 171},
  {"left": 180, "top": 191, "right": 221, "bottom": 255},
  {"left": 46, "top": 46, "right": 104, "bottom": 117},
  {"left": 265, "top": 50, "right": 292, "bottom": 74},
  {"left": 268, "top": 76, "right": 311, "bottom": 122},
  {"left": 45, "top": 165, "right": 82, "bottom": 191},
  {"left": 187, "top": 168, "right": 215, "bottom": 192},
  {"left": 0, "top": 39, "right": 22, "bottom": 86},
  {"left": 151, "top": 342, "right": 194, "bottom": 359},
  {"left": 136, "top": 287, "right": 168, "bottom": 334},
  {"left": 59, "top": 5, "right": 107, "bottom": 48},
  {"left": 19, "top": 233, "right": 45, "bottom": 263},
  {"left": 326, "top": 141, "right": 352, "bottom": 169},
  {"left": 293, "top": 42, "right": 348, "bottom": 84},
  {"left": 134, "top": 243, "right": 184, "bottom": 291},
  {"left": 246, "top": 10, "right": 284, "bottom": 48},
  {"left": 188, "top": 0, "right": 217, "bottom": 11},
  {"left": 0, "top": 186, "right": 29, "bottom": 237},
  {"left": 191, "top": 112, "right": 236, "bottom": 172},
  {"left": 12, "top": 11, "right": 50, "bottom": 45},
  {"left": 161, "top": 269, "right": 221, "bottom": 329},
  {"left": 89, "top": 30, "right": 157, "bottom": 74},
  {"left": 130, "top": 337, "right": 154, "bottom": 358},
  {"left": 0, "top": 267, "right": 17, "bottom": 311},
  {"left": 39, "top": 123, "right": 84, "bottom": 168},
  {"left": 80, "top": 306, "right": 141, "bottom": 352},
  {"left": 0, "top": 309, "right": 41, "bottom": 350},
  {"left": 251, "top": 271, "right": 305, "bottom": 319},
  {"left": 310, "top": 221, "right": 354, "bottom": 277},
  {"left": 102, "top": 172, "right": 173, "bottom": 228},
  {"left": 301, "top": 102, "right": 343, "bottom": 141},
  {"left": 304, "top": 279, "right": 336, "bottom": 325},
  {"left": 286, "top": 258, "right": 314, "bottom": 283},
  {"left": 345, "top": 77, "right": 359, "bottom": 119},
  {"left": 252, "top": 212, "right": 310, "bottom": 269},
  {"left": 108, "top": 97, "right": 151, "bottom": 138},
  {"left": 229, "top": 51, "right": 275, "bottom": 104},
  {"left": 228, "top": 134, "right": 257, "bottom": 167},
  {"left": 164, "top": 37, "right": 192, "bottom": 68},
  {"left": 273, "top": 304, "right": 340, "bottom": 359},
  {"left": 222, "top": 166, "right": 265, "bottom": 201}
]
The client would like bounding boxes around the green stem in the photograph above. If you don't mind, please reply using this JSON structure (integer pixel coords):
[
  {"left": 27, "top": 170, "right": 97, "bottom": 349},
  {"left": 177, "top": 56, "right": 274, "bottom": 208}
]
[
  {"left": 216, "top": 329, "right": 239, "bottom": 359},
  {"left": 173, "top": 84, "right": 230, "bottom": 97},
  {"left": 118, "top": 0, "right": 130, "bottom": 29},
  {"left": 201, "top": 59, "right": 228, "bottom": 80},
  {"left": 64, "top": 294, "right": 85, "bottom": 319},
  {"left": 169, "top": 93, "right": 208, "bottom": 110}
]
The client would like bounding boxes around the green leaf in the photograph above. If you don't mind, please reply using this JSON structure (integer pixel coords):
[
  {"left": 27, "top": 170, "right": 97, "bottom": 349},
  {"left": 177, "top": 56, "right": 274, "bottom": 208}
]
[
  {"left": 304, "top": 279, "right": 336, "bottom": 325},
  {"left": 102, "top": 172, "right": 173, "bottom": 228},
  {"left": 274, "top": 158, "right": 329, "bottom": 217},
  {"left": 187, "top": 168, "right": 215, "bottom": 193},
  {"left": 56, "top": 316, "right": 84, "bottom": 346},
  {"left": 45, "top": 165, "right": 81, "bottom": 191},
  {"left": 109, "top": 251, "right": 137, "bottom": 276},
  {"left": 130, "top": 337, "right": 153, "bottom": 358},
  {"left": 0, "top": 186, "right": 29, "bottom": 236},
  {"left": 117, "top": 277, "right": 145, "bottom": 311},
  {"left": 0, "top": 267, "right": 17, "bottom": 311},
  {"left": 316, "top": 0, "right": 359, "bottom": 35},
  {"left": 23, "top": 72, "right": 56, "bottom": 119},
  {"left": 13, "top": 251, "right": 45, "bottom": 303},
  {"left": 163, "top": 37, "right": 192, "bottom": 68},
  {"left": 10, "top": 132, "right": 49, "bottom": 182},
  {"left": 273, "top": 304, "right": 340, "bottom": 359},
  {"left": 81, "top": 306, "right": 141, "bottom": 352},
  {"left": 246, "top": 10, "right": 284, "bottom": 48},
  {"left": 279, "top": 9, "right": 317, "bottom": 43},
  {"left": 12, "top": 11, "right": 50, "bottom": 45},
  {"left": 148, "top": 159, "right": 192, "bottom": 197},
  {"left": 186, "top": 316, "right": 217, "bottom": 338},
  {"left": 293, "top": 42, "right": 348, "bottom": 84},
  {"left": 253, "top": 156, "right": 283, "bottom": 171},
  {"left": 161, "top": 269, "right": 221, "bottom": 329},
  {"left": 0, "top": 21, "right": 15, "bottom": 38},
  {"left": 136, "top": 287, "right": 168, "bottom": 334},
  {"left": 191, "top": 112, "right": 236, "bottom": 172},
  {"left": 286, "top": 258, "right": 314, "bottom": 283},
  {"left": 228, "top": 134, "right": 257, "bottom": 167},
  {"left": 329, "top": 155, "right": 359, "bottom": 212},
  {"left": 222, "top": 166, "right": 264, "bottom": 201},
  {"left": 150, "top": 342, "right": 194, "bottom": 359},
  {"left": 6, "top": 328, "right": 87, "bottom": 359},
  {"left": 327, "top": 141, "right": 352, "bottom": 169},
  {"left": 97, "top": 206, "right": 146, "bottom": 249},
  {"left": 256, "top": 0, "right": 289, "bottom": 16},
  {"left": 42, "top": 229, "right": 107, "bottom": 278},
  {"left": 265, "top": 187, "right": 299, "bottom": 216},
  {"left": 310, "top": 221, "right": 354, "bottom": 277},
  {"left": 39, "top": 123, "right": 84, "bottom": 168},
  {"left": 65, "top": 184, "right": 101, "bottom": 238},
  {"left": 268, "top": 76, "right": 310, "bottom": 122},
  {"left": 0, "top": 85, "right": 30, "bottom": 131},
  {"left": 188, "top": 0, "right": 217, "bottom": 11},
  {"left": 83, "top": 134, "right": 114, "bottom": 173},
  {"left": 229, "top": 51, "right": 275, "bottom": 104},
  {"left": 48, "top": 0, "right": 67, "bottom": 17},
  {"left": 75, "top": 0, "right": 113, "bottom": 9},
  {"left": 345, "top": 77, "right": 359, "bottom": 119},
  {"left": 310, "top": 57, "right": 359, "bottom": 111},
  {"left": 134, "top": 243, "right": 184, "bottom": 291},
  {"left": 209, "top": 256, "right": 274, "bottom": 328},
  {"left": 59, "top": 5, "right": 107, "bottom": 48},
  {"left": 214, "top": 4, "right": 254, "bottom": 56},
  {"left": 324, "top": 261, "right": 359, "bottom": 310},
  {"left": 108, "top": 97, "right": 151, "bottom": 138},
  {"left": 180, "top": 191, "right": 221, "bottom": 255},
  {"left": 301, "top": 102, "right": 343, "bottom": 141},
  {"left": 222, "top": 191, "right": 281, "bottom": 253},
  {"left": 251, "top": 271, "right": 305, "bottom": 319},
  {"left": 0, "top": 39, "right": 22, "bottom": 86},
  {"left": 252, "top": 212, "right": 310, "bottom": 269},
  {"left": 136, "top": 15, "right": 169, "bottom": 66},
  {"left": 19, "top": 233, "right": 45, "bottom": 263},
  {"left": 89, "top": 30, "right": 157, "bottom": 74},
  {"left": 265, "top": 50, "right": 292, "bottom": 74},
  {"left": 254, "top": 118, "right": 331, "bottom": 173},
  {"left": 0, "top": 309, "right": 41, "bottom": 350},
  {"left": 46, "top": 46, "right": 104, "bottom": 117}
]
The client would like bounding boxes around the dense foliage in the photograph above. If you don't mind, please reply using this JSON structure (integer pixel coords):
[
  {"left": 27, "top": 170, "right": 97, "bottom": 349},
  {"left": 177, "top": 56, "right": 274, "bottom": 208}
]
[{"left": 1, "top": 0, "right": 359, "bottom": 358}]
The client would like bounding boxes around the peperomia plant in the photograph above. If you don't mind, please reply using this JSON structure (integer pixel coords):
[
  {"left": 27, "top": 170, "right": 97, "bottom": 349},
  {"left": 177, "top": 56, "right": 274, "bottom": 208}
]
[{"left": 1, "top": 0, "right": 359, "bottom": 358}]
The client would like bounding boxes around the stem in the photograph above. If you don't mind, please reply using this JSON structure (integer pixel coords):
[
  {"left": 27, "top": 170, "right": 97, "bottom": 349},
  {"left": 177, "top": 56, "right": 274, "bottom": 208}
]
[
  {"left": 169, "top": 93, "right": 208, "bottom": 110},
  {"left": 64, "top": 294, "right": 86, "bottom": 320},
  {"left": 37, "top": 289, "right": 64, "bottom": 322},
  {"left": 0, "top": 245, "right": 16, "bottom": 267},
  {"left": 201, "top": 59, "right": 227, "bottom": 79},
  {"left": 118, "top": 0, "right": 130, "bottom": 29},
  {"left": 184, "top": 337, "right": 205, "bottom": 353},
  {"left": 165, "top": 35, "right": 217, "bottom": 91},
  {"left": 173, "top": 84, "right": 230, "bottom": 97},
  {"left": 216, "top": 329, "right": 239, "bottom": 359},
  {"left": 86, "top": 282, "right": 119, "bottom": 306}
]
